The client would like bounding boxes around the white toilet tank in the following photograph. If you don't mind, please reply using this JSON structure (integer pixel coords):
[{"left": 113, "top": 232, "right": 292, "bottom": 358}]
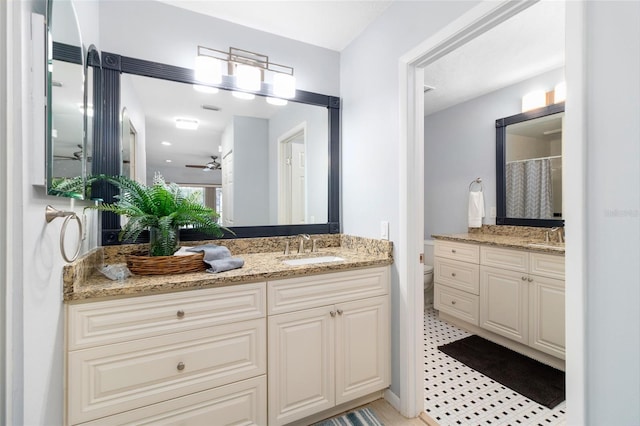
[{"left": 424, "top": 264, "right": 434, "bottom": 307}]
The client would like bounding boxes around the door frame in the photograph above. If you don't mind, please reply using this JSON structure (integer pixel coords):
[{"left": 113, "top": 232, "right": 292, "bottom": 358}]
[
  {"left": 397, "top": 1, "right": 586, "bottom": 423},
  {"left": 277, "top": 122, "right": 307, "bottom": 224}
]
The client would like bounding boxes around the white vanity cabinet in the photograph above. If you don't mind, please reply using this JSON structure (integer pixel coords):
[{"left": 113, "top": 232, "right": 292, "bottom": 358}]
[
  {"left": 433, "top": 241, "right": 480, "bottom": 325},
  {"left": 267, "top": 267, "right": 391, "bottom": 426},
  {"left": 65, "top": 283, "right": 267, "bottom": 426},
  {"left": 434, "top": 240, "right": 565, "bottom": 361}
]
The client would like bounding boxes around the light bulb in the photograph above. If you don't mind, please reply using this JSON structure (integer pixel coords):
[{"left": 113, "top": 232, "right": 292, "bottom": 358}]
[
  {"left": 235, "top": 64, "right": 261, "bottom": 91},
  {"left": 273, "top": 73, "right": 295, "bottom": 98},
  {"left": 194, "top": 55, "right": 222, "bottom": 85},
  {"left": 266, "top": 97, "right": 288, "bottom": 106},
  {"left": 232, "top": 91, "right": 255, "bottom": 100},
  {"left": 193, "top": 84, "right": 219, "bottom": 94}
]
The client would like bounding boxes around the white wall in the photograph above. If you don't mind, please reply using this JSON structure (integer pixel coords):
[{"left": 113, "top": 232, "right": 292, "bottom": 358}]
[
  {"left": 97, "top": 1, "right": 339, "bottom": 96},
  {"left": 423, "top": 68, "right": 564, "bottom": 238},
  {"left": 584, "top": 1, "right": 640, "bottom": 423},
  {"left": 340, "top": 0, "right": 480, "bottom": 398}
]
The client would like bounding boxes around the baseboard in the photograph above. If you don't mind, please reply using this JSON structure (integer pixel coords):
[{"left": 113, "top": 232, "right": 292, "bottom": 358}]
[{"left": 383, "top": 388, "right": 400, "bottom": 412}]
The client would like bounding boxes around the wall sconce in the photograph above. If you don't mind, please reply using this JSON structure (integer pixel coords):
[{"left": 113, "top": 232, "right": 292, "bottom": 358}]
[{"left": 195, "top": 46, "right": 296, "bottom": 102}]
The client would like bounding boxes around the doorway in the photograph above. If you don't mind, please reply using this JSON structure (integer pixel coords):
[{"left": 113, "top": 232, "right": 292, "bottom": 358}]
[
  {"left": 398, "top": 1, "right": 586, "bottom": 423},
  {"left": 278, "top": 123, "right": 307, "bottom": 224}
]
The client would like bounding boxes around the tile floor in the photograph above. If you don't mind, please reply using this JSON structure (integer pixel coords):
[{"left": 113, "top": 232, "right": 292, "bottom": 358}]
[{"left": 423, "top": 307, "right": 566, "bottom": 425}]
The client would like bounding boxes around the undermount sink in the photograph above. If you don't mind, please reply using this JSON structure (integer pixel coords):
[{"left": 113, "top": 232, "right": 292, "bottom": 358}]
[
  {"left": 282, "top": 256, "right": 345, "bottom": 266},
  {"left": 527, "top": 243, "right": 565, "bottom": 251}
]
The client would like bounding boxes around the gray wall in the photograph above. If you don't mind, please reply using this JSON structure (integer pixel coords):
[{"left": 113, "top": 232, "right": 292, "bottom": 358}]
[{"left": 424, "top": 68, "right": 564, "bottom": 239}]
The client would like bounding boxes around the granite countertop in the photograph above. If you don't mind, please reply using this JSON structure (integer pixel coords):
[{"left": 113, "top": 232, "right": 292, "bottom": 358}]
[
  {"left": 431, "top": 232, "right": 565, "bottom": 255},
  {"left": 64, "top": 235, "right": 393, "bottom": 303}
]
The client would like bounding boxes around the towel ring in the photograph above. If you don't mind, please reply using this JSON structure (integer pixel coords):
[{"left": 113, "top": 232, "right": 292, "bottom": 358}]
[
  {"left": 469, "top": 177, "right": 483, "bottom": 192},
  {"left": 45, "top": 205, "right": 83, "bottom": 263}
]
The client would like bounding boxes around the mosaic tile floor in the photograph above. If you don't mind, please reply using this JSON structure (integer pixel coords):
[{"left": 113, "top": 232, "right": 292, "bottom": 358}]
[{"left": 423, "top": 307, "right": 566, "bottom": 425}]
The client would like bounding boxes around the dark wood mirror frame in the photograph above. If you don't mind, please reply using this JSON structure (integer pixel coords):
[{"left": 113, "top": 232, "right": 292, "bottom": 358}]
[
  {"left": 496, "top": 102, "right": 565, "bottom": 228},
  {"left": 95, "top": 52, "right": 341, "bottom": 245}
]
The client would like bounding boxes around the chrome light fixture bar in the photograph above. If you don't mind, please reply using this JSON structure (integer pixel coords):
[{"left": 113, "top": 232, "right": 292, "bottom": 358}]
[{"left": 195, "top": 46, "right": 296, "bottom": 101}]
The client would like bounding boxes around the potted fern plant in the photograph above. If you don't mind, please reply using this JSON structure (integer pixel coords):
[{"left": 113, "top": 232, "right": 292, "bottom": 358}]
[{"left": 88, "top": 173, "right": 227, "bottom": 257}]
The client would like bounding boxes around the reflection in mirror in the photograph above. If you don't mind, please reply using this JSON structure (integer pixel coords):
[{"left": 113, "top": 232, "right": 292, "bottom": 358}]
[
  {"left": 120, "top": 108, "right": 136, "bottom": 180},
  {"left": 48, "top": 0, "right": 86, "bottom": 198},
  {"left": 120, "top": 74, "right": 328, "bottom": 226},
  {"left": 496, "top": 103, "right": 564, "bottom": 227}
]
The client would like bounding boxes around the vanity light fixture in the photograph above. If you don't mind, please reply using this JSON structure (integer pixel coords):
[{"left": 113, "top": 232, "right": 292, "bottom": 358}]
[
  {"left": 195, "top": 45, "right": 296, "bottom": 99},
  {"left": 175, "top": 118, "right": 199, "bottom": 130}
]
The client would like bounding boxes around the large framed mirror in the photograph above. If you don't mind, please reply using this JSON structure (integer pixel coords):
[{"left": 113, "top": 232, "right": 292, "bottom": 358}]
[
  {"left": 496, "top": 102, "right": 564, "bottom": 227},
  {"left": 96, "top": 53, "right": 340, "bottom": 244}
]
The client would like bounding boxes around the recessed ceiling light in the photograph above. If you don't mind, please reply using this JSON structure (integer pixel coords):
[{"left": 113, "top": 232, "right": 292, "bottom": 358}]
[
  {"left": 175, "top": 118, "right": 199, "bottom": 130},
  {"left": 161, "top": 141, "right": 172, "bottom": 146},
  {"left": 165, "top": 159, "right": 172, "bottom": 163}
]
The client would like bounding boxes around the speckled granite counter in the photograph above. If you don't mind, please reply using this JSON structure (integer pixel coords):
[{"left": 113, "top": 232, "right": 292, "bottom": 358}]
[
  {"left": 432, "top": 225, "right": 565, "bottom": 255},
  {"left": 64, "top": 234, "right": 393, "bottom": 303}
]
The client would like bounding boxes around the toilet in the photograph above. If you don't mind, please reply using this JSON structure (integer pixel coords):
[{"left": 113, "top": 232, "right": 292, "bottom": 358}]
[{"left": 424, "top": 264, "right": 434, "bottom": 307}]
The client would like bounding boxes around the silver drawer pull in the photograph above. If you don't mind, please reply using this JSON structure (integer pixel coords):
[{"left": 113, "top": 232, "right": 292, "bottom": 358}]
[
  {"left": 330, "top": 311, "right": 336, "bottom": 317},
  {"left": 337, "top": 309, "right": 343, "bottom": 315},
  {"left": 451, "top": 273, "right": 456, "bottom": 277},
  {"left": 451, "top": 249, "right": 457, "bottom": 253},
  {"left": 451, "top": 300, "right": 456, "bottom": 305},
  {"left": 177, "top": 362, "right": 185, "bottom": 371},
  {"left": 176, "top": 310, "right": 185, "bottom": 318}
]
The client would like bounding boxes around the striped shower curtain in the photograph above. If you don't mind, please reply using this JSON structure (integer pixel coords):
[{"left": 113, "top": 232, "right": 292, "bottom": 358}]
[{"left": 506, "top": 158, "right": 553, "bottom": 219}]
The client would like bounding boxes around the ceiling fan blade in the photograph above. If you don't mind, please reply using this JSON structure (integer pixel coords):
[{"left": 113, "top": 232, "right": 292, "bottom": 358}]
[{"left": 185, "top": 164, "right": 207, "bottom": 168}]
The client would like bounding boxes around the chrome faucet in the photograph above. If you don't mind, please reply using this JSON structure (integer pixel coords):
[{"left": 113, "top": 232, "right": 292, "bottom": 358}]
[{"left": 297, "top": 234, "right": 310, "bottom": 253}]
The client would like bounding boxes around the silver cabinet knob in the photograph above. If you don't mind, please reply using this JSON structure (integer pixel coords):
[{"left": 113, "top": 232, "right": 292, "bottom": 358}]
[
  {"left": 177, "top": 362, "right": 185, "bottom": 371},
  {"left": 451, "top": 300, "right": 456, "bottom": 305},
  {"left": 451, "top": 249, "right": 457, "bottom": 253},
  {"left": 527, "top": 277, "right": 534, "bottom": 282},
  {"left": 337, "top": 309, "right": 343, "bottom": 315},
  {"left": 521, "top": 276, "right": 527, "bottom": 281},
  {"left": 330, "top": 311, "right": 336, "bottom": 317},
  {"left": 451, "top": 272, "right": 456, "bottom": 277},
  {"left": 176, "top": 310, "right": 185, "bottom": 318}
]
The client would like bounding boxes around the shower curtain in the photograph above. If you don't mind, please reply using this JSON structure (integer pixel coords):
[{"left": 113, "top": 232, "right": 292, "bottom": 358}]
[{"left": 506, "top": 158, "right": 553, "bottom": 219}]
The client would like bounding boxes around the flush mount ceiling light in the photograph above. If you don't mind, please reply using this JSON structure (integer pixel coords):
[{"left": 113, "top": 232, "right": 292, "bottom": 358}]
[
  {"left": 175, "top": 118, "right": 199, "bottom": 130},
  {"left": 195, "top": 45, "right": 296, "bottom": 100}
]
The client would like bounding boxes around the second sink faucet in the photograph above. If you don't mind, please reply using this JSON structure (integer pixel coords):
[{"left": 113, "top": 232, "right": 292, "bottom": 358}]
[{"left": 297, "top": 234, "right": 310, "bottom": 253}]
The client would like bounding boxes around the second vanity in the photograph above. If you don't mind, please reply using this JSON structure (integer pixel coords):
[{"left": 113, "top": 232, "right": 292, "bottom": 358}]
[
  {"left": 432, "top": 229, "right": 565, "bottom": 369},
  {"left": 63, "top": 235, "right": 392, "bottom": 426}
]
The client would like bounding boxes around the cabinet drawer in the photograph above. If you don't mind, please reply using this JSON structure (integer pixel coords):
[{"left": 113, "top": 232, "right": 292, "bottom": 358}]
[
  {"left": 480, "top": 246, "right": 529, "bottom": 272},
  {"left": 67, "top": 283, "right": 266, "bottom": 350},
  {"left": 68, "top": 319, "right": 266, "bottom": 425},
  {"left": 530, "top": 252, "right": 565, "bottom": 280},
  {"left": 434, "top": 258, "right": 480, "bottom": 295},
  {"left": 268, "top": 266, "right": 389, "bottom": 315},
  {"left": 78, "top": 376, "right": 267, "bottom": 426},
  {"left": 434, "top": 241, "right": 479, "bottom": 264},
  {"left": 434, "top": 284, "right": 479, "bottom": 325}
]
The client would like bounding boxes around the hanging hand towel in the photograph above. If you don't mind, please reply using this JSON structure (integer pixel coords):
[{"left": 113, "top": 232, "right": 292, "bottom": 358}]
[{"left": 468, "top": 191, "right": 485, "bottom": 228}]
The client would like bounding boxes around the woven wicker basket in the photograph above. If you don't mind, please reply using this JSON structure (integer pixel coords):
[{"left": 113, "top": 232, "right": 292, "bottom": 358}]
[{"left": 126, "top": 252, "right": 206, "bottom": 275}]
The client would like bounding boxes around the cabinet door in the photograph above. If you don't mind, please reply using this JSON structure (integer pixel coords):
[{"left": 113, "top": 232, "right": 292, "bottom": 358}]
[
  {"left": 480, "top": 266, "right": 529, "bottom": 344},
  {"left": 529, "top": 276, "right": 565, "bottom": 359},
  {"left": 268, "top": 306, "right": 335, "bottom": 426},
  {"left": 335, "top": 296, "right": 390, "bottom": 405}
]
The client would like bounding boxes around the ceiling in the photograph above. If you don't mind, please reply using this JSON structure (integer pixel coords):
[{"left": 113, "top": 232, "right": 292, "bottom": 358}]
[
  {"left": 156, "top": 0, "right": 393, "bottom": 52},
  {"left": 156, "top": 1, "right": 565, "bottom": 116}
]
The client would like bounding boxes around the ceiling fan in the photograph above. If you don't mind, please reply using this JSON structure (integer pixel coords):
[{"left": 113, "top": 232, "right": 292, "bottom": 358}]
[
  {"left": 185, "top": 155, "right": 221, "bottom": 171},
  {"left": 54, "top": 144, "right": 91, "bottom": 162}
]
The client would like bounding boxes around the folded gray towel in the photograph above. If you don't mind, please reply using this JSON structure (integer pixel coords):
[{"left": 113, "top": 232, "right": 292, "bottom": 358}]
[
  {"left": 206, "top": 257, "right": 245, "bottom": 273},
  {"left": 186, "top": 244, "right": 244, "bottom": 273}
]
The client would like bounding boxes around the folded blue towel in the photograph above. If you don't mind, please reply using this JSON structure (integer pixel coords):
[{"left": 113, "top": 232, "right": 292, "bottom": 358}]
[
  {"left": 206, "top": 257, "right": 245, "bottom": 273},
  {"left": 186, "top": 244, "right": 244, "bottom": 273}
]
